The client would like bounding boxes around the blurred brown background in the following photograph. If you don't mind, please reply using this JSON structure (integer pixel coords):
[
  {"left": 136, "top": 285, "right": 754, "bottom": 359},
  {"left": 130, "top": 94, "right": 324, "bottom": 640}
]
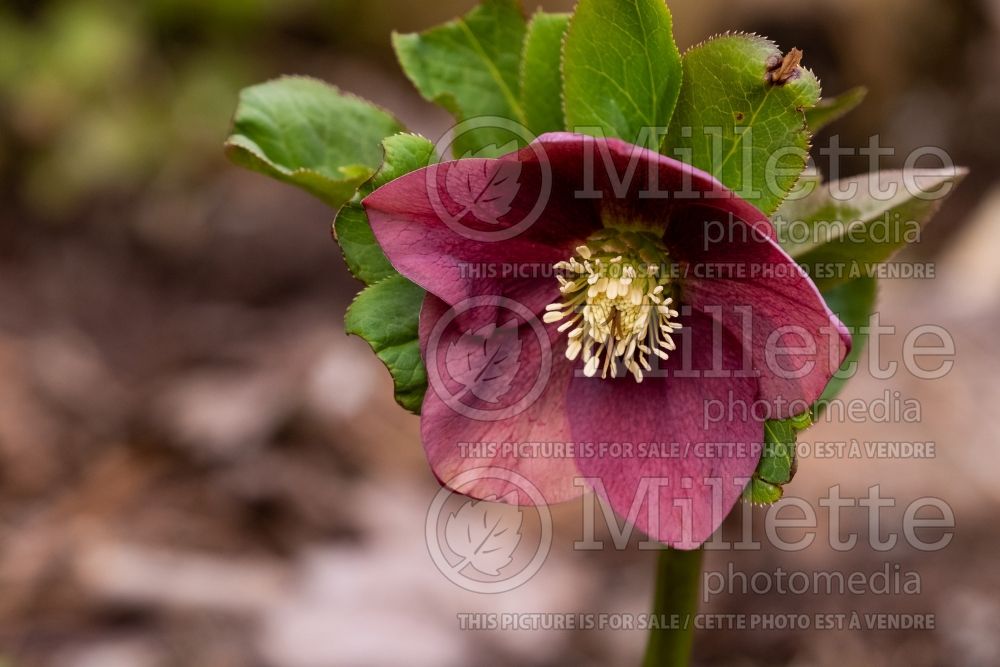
[{"left": 1, "top": 1, "right": 999, "bottom": 665}]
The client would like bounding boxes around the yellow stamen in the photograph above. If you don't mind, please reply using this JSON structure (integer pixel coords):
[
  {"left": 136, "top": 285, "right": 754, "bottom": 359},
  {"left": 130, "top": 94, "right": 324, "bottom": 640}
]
[{"left": 545, "top": 231, "right": 682, "bottom": 382}]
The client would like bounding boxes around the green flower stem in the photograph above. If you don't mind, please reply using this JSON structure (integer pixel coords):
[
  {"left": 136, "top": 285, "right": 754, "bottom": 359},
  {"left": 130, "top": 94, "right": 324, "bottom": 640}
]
[{"left": 642, "top": 547, "right": 704, "bottom": 667}]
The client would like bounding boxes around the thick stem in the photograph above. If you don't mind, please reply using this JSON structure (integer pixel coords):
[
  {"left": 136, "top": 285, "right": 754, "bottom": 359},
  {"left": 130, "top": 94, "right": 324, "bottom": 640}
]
[{"left": 641, "top": 547, "right": 703, "bottom": 667}]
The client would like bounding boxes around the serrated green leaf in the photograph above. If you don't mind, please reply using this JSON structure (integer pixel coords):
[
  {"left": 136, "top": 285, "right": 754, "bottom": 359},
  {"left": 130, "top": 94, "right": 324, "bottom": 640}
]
[
  {"left": 774, "top": 169, "right": 967, "bottom": 291},
  {"left": 520, "top": 11, "right": 570, "bottom": 135},
  {"left": 563, "top": 0, "right": 682, "bottom": 148},
  {"left": 816, "top": 277, "right": 878, "bottom": 410},
  {"left": 225, "top": 76, "right": 403, "bottom": 208},
  {"left": 806, "top": 86, "right": 867, "bottom": 134},
  {"left": 333, "top": 134, "right": 438, "bottom": 286},
  {"left": 787, "top": 410, "right": 814, "bottom": 432},
  {"left": 745, "top": 414, "right": 811, "bottom": 505},
  {"left": 392, "top": 0, "right": 528, "bottom": 158},
  {"left": 758, "top": 420, "right": 797, "bottom": 485},
  {"left": 334, "top": 203, "right": 396, "bottom": 286},
  {"left": 337, "top": 135, "right": 436, "bottom": 410},
  {"left": 345, "top": 274, "right": 428, "bottom": 413},
  {"left": 663, "top": 34, "right": 820, "bottom": 214},
  {"left": 370, "top": 132, "right": 438, "bottom": 191},
  {"left": 744, "top": 478, "right": 783, "bottom": 505}
]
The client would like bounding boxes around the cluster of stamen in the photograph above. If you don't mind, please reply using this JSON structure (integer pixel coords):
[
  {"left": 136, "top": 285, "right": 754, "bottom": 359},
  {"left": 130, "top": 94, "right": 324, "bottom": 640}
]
[{"left": 543, "top": 231, "right": 682, "bottom": 382}]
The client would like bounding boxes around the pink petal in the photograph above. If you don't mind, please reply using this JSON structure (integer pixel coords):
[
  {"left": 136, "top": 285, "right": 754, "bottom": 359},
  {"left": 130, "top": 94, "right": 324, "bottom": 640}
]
[
  {"left": 363, "top": 156, "right": 600, "bottom": 318},
  {"left": 567, "top": 311, "right": 762, "bottom": 549},
  {"left": 417, "top": 293, "right": 583, "bottom": 505},
  {"left": 668, "top": 207, "right": 851, "bottom": 414},
  {"left": 521, "top": 133, "right": 778, "bottom": 241}
]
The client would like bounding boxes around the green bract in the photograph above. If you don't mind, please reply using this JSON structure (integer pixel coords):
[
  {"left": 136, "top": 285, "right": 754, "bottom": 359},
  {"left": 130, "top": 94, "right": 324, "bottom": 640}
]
[
  {"left": 521, "top": 11, "right": 570, "bottom": 135},
  {"left": 563, "top": 0, "right": 682, "bottom": 148},
  {"left": 225, "top": 76, "right": 403, "bottom": 208},
  {"left": 334, "top": 133, "right": 438, "bottom": 287},
  {"left": 663, "top": 34, "right": 820, "bottom": 215},
  {"left": 334, "top": 133, "right": 438, "bottom": 411},
  {"left": 815, "top": 277, "right": 879, "bottom": 410},
  {"left": 345, "top": 274, "right": 427, "bottom": 414},
  {"left": 744, "top": 415, "right": 811, "bottom": 505},
  {"left": 393, "top": 0, "right": 528, "bottom": 158},
  {"left": 806, "top": 86, "right": 868, "bottom": 134},
  {"left": 774, "top": 169, "right": 967, "bottom": 292}
]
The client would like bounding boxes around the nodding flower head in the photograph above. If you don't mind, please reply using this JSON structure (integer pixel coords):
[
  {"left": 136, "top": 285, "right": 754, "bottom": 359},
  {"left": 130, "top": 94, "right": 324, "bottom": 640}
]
[{"left": 363, "top": 132, "right": 850, "bottom": 549}]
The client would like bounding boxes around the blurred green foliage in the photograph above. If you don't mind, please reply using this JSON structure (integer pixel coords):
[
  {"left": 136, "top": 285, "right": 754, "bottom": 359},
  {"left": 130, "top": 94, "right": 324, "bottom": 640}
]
[{"left": 0, "top": 0, "right": 354, "bottom": 218}]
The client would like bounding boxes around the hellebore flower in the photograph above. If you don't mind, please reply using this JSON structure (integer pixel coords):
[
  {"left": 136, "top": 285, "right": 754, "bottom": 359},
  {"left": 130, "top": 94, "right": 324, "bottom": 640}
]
[{"left": 363, "top": 133, "right": 850, "bottom": 549}]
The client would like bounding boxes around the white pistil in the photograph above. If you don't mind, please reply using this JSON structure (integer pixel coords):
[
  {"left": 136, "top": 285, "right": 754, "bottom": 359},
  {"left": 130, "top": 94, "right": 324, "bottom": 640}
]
[{"left": 546, "top": 243, "right": 682, "bottom": 383}]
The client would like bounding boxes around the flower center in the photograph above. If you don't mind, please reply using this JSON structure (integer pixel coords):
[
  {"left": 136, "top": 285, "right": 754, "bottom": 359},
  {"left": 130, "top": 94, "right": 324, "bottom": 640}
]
[{"left": 543, "top": 229, "right": 682, "bottom": 382}]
